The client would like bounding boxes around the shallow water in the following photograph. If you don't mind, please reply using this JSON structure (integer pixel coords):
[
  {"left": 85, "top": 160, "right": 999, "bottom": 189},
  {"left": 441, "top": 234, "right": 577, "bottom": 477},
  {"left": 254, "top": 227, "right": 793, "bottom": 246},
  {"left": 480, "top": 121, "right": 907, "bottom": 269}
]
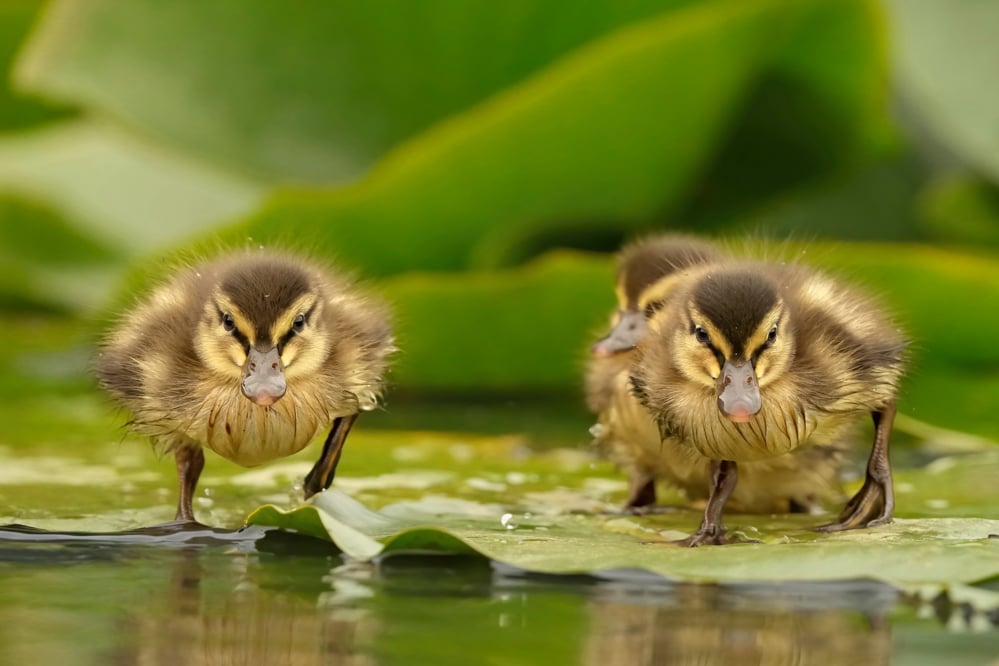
[
  {"left": 1, "top": 318, "right": 997, "bottom": 664},
  {"left": 0, "top": 527, "right": 995, "bottom": 665}
]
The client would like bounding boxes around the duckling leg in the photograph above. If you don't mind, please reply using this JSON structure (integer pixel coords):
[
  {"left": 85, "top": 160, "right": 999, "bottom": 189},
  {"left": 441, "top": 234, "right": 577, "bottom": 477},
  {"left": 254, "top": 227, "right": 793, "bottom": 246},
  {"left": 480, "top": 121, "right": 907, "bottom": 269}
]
[
  {"left": 817, "top": 401, "right": 896, "bottom": 532},
  {"left": 303, "top": 414, "right": 358, "bottom": 499},
  {"left": 624, "top": 473, "right": 656, "bottom": 511},
  {"left": 174, "top": 445, "right": 205, "bottom": 523},
  {"left": 678, "top": 460, "right": 738, "bottom": 547}
]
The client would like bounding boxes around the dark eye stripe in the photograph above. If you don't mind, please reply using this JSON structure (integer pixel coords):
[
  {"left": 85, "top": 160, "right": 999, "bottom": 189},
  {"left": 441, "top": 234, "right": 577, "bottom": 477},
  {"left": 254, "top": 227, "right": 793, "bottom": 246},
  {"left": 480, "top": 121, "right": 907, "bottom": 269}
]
[
  {"left": 231, "top": 327, "right": 250, "bottom": 352},
  {"left": 277, "top": 303, "right": 317, "bottom": 351}
]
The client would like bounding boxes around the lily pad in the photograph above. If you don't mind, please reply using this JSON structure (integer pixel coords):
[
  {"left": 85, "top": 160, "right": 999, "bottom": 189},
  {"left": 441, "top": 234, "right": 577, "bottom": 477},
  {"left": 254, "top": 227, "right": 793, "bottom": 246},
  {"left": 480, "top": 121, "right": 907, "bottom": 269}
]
[{"left": 247, "top": 433, "right": 999, "bottom": 599}]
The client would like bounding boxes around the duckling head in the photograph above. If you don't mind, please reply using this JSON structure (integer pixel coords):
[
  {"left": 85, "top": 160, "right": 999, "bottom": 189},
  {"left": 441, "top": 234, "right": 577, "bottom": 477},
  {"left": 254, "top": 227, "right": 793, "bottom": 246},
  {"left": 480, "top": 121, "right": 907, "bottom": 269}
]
[
  {"left": 194, "top": 256, "right": 334, "bottom": 407},
  {"left": 592, "top": 234, "right": 719, "bottom": 357},
  {"left": 658, "top": 267, "right": 795, "bottom": 423}
]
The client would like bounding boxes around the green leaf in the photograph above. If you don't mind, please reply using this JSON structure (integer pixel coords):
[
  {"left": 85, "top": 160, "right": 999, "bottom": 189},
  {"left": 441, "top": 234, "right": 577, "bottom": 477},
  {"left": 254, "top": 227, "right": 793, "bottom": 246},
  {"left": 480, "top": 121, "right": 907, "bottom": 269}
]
[
  {"left": 0, "top": 120, "right": 264, "bottom": 257},
  {"left": 14, "top": 0, "right": 706, "bottom": 183},
  {"left": 381, "top": 250, "right": 614, "bottom": 391},
  {"left": 248, "top": 440, "right": 999, "bottom": 594},
  {"left": 196, "top": 0, "right": 820, "bottom": 276},
  {"left": 0, "top": 192, "right": 120, "bottom": 312},
  {"left": 917, "top": 175, "right": 999, "bottom": 248},
  {"left": 678, "top": 0, "right": 895, "bottom": 230},
  {"left": 0, "top": 0, "right": 74, "bottom": 133},
  {"left": 886, "top": 0, "right": 999, "bottom": 182}
]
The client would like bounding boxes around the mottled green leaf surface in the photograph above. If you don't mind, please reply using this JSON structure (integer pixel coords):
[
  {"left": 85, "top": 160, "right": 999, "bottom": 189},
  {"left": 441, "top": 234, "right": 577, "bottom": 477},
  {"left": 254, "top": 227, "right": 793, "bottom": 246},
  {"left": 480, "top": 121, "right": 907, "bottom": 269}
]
[{"left": 246, "top": 434, "right": 999, "bottom": 595}]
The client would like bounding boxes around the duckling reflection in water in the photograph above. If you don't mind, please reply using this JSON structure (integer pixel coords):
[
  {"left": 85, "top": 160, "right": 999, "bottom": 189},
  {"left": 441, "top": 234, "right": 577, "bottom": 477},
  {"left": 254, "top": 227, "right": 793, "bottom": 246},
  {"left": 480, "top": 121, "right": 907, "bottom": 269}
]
[
  {"left": 632, "top": 257, "right": 907, "bottom": 545},
  {"left": 587, "top": 235, "right": 846, "bottom": 516},
  {"left": 97, "top": 250, "right": 394, "bottom": 523}
]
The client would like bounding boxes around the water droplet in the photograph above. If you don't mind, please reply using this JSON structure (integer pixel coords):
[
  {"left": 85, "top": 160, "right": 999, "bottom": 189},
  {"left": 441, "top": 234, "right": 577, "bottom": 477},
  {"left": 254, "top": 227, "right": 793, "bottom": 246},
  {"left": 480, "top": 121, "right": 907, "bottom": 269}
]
[
  {"left": 589, "top": 423, "right": 606, "bottom": 438},
  {"left": 500, "top": 513, "right": 519, "bottom": 530}
]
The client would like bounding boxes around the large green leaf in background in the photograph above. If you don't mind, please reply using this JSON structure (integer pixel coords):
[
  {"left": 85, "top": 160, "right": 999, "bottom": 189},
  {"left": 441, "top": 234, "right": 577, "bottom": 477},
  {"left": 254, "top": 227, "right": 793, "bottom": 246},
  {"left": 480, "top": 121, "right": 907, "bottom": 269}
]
[
  {"left": 0, "top": 0, "right": 73, "bottom": 133},
  {"left": 217, "top": 0, "right": 792, "bottom": 276},
  {"left": 0, "top": 193, "right": 119, "bottom": 312},
  {"left": 14, "top": 0, "right": 890, "bottom": 278},
  {"left": 14, "top": 0, "right": 703, "bottom": 183},
  {"left": 222, "top": 0, "right": 888, "bottom": 277},
  {"left": 0, "top": 120, "right": 264, "bottom": 255},
  {"left": 886, "top": 0, "right": 999, "bottom": 183}
]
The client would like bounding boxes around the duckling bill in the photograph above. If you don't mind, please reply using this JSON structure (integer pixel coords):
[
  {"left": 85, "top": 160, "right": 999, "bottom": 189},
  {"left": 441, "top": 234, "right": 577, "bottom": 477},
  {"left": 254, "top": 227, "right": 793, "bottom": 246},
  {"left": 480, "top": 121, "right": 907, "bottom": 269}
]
[
  {"left": 97, "top": 250, "right": 394, "bottom": 523},
  {"left": 632, "top": 260, "right": 908, "bottom": 546}
]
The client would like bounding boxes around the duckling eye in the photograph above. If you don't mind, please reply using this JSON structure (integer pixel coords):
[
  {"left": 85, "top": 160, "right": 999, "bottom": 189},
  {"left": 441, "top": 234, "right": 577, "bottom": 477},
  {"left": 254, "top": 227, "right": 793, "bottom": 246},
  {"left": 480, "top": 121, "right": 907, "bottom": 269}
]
[
  {"left": 292, "top": 313, "right": 306, "bottom": 333},
  {"left": 694, "top": 326, "right": 710, "bottom": 345},
  {"left": 221, "top": 312, "right": 235, "bottom": 332},
  {"left": 766, "top": 325, "right": 778, "bottom": 346}
]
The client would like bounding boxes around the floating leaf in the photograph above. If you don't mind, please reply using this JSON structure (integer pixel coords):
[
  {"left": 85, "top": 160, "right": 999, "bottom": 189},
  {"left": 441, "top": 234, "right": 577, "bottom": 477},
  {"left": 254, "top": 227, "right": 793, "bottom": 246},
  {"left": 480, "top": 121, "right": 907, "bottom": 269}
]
[{"left": 249, "top": 444, "right": 999, "bottom": 595}]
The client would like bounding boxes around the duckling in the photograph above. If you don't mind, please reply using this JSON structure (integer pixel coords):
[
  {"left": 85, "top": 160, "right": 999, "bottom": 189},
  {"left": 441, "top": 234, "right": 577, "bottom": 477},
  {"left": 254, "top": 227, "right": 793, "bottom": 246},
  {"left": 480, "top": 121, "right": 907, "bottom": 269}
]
[
  {"left": 586, "top": 236, "right": 844, "bottom": 513},
  {"left": 96, "top": 250, "right": 394, "bottom": 523},
  {"left": 631, "top": 260, "right": 907, "bottom": 545}
]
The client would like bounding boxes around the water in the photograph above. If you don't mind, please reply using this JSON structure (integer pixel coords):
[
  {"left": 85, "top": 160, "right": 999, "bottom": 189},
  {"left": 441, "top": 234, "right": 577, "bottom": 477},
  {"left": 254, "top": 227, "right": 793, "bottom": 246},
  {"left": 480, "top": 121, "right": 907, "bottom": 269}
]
[{"left": 0, "top": 528, "right": 993, "bottom": 665}]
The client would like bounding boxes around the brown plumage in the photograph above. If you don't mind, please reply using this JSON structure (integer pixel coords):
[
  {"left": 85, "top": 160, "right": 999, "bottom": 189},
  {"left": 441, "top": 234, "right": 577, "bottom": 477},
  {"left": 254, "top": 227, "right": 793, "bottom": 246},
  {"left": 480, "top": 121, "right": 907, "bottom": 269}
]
[
  {"left": 631, "top": 258, "right": 908, "bottom": 545},
  {"left": 96, "top": 249, "right": 394, "bottom": 523},
  {"left": 586, "top": 235, "right": 844, "bottom": 514}
]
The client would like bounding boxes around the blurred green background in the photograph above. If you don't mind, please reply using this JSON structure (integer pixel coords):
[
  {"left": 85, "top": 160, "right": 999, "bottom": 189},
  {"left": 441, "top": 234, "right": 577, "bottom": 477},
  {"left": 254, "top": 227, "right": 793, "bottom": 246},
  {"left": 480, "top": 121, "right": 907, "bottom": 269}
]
[{"left": 1, "top": 0, "right": 997, "bottom": 441}]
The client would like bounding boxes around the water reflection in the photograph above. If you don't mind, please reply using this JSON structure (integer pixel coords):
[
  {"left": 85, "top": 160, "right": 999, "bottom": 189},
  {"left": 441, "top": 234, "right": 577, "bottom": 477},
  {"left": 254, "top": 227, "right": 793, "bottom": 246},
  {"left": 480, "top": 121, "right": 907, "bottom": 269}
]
[
  {"left": 0, "top": 534, "right": 994, "bottom": 665},
  {"left": 582, "top": 576, "right": 895, "bottom": 665},
  {"left": 110, "top": 544, "right": 379, "bottom": 665}
]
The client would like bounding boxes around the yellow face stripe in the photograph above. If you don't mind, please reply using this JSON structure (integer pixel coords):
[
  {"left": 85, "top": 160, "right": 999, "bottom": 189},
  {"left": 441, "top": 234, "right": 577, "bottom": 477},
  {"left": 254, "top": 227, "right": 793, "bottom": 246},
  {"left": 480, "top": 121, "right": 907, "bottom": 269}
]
[
  {"left": 637, "top": 274, "right": 685, "bottom": 313},
  {"left": 269, "top": 295, "right": 316, "bottom": 343}
]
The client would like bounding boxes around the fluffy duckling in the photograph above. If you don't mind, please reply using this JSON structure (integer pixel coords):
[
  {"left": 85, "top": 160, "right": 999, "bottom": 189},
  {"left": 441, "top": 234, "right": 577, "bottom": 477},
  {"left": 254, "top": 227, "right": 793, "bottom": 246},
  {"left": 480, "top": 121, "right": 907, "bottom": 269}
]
[
  {"left": 96, "top": 250, "right": 394, "bottom": 523},
  {"left": 586, "top": 236, "right": 844, "bottom": 513},
  {"left": 632, "top": 260, "right": 907, "bottom": 545}
]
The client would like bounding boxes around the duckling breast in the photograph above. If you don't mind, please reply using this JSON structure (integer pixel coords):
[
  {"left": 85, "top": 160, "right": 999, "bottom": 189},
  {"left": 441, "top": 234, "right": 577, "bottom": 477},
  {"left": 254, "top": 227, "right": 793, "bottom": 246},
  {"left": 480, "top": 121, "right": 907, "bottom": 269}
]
[
  {"left": 193, "top": 383, "right": 339, "bottom": 467},
  {"left": 662, "top": 377, "right": 855, "bottom": 462}
]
